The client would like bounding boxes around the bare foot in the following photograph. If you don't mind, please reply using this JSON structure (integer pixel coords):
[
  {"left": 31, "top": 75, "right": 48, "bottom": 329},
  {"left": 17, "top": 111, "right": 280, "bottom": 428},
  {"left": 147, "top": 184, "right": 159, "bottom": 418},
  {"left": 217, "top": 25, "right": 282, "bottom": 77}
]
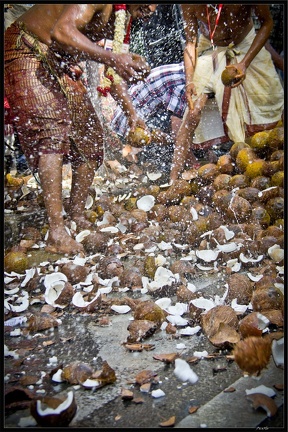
[{"left": 45, "top": 227, "right": 84, "bottom": 255}]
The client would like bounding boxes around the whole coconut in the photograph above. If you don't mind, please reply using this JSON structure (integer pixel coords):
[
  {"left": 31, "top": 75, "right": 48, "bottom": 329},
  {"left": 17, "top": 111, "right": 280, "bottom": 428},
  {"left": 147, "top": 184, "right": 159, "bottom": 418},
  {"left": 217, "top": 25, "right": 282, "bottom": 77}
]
[
  {"left": 226, "top": 195, "right": 252, "bottom": 223},
  {"left": 168, "top": 205, "right": 191, "bottom": 223},
  {"left": 249, "top": 130, "right": 270, "bottom": 152},
  {"left": 245, "top": 159, "right": 267, "bottom": 179},
  {"left": 236, "top": 187, "right": 260, "bottom": 204},
  {"left": 265, "top": 197, "right": 284, "bottom": 221},
  {"left": 4, "top": 250, "right": 29, "bottom": 274},
  {"left": 216, "top": 154, "right": 234, "bottom": 174},
  {"left": 236, "top": 147, "right": 257, "bottom": 172},
  {"left": 251, "top": 206, "right": 271, "bottom": 228},
  {"left": 229, "top": 174, "right": 250, "bottom": 189},
  {"left": 262, "top": 160, "right": 280, "bottom": 177},
  {"left": 148, "top": 204, "right": 169, "bottom": 222},
  {"left": 271, "top": 171, "right": 284, "bottom": 187},
  {"left": 268, "top": 126, "right": 284, "bottom": 150},
  {"left": 213, "top": 174, "right": 232, "bottom": 191},
  {"left": 143, "top": 256, "right": 157, "bottom": 279},
  {"left": 221, "top": 65, "right": 241, "bottom": 87},
  {"left": 250, "top": 176, "right": 271, "bottom": 190},
  {"left": 230, "top": 141, "right": 251, "bottom": 160},
  {"left": 197, "top": 163, "right": 219, "bottom": 182},
  {"left": 98, "top": 256, "right": 124, "bottom": 278},
  {"left": 127, "top": 127, "right": 151, "bottom": 148}
]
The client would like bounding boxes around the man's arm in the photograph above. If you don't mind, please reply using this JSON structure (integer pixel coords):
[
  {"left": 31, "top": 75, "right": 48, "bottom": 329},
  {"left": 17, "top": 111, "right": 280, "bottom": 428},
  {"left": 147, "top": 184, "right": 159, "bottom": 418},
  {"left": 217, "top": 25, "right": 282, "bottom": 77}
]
[
  {"left": 181, "top": 5, "right": 199, "bottom": 110},
  {"left": 110, "top": 81, "right": 147, "bottom": 133},
  {"left": 229, "top": 5, "right": 273, "bottom": 88},
  {"left": 50, "top": 4, "right": 150, "bottom": 83},
  {"left": 265, "top": 41, "right": 284, "bottom": 71}
]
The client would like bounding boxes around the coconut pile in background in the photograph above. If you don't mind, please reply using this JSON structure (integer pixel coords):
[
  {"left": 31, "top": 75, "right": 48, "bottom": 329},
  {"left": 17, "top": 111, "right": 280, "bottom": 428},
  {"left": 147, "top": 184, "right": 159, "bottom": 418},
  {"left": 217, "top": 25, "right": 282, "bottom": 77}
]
[{"left": 4, "top": 121, "right": 284, "bottom": 426}]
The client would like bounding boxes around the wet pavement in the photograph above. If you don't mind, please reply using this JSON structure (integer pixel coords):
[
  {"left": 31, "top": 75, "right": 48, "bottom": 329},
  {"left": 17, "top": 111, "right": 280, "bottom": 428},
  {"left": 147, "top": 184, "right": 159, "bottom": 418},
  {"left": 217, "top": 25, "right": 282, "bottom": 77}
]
[{"left": 4, "top": 267, "right": 284, "bottom": 429}]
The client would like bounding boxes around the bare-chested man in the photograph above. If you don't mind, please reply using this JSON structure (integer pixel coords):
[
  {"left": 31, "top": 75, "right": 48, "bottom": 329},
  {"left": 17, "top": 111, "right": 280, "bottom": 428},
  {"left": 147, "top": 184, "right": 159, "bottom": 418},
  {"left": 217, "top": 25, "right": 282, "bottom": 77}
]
[
  {"left": 170, "top": 4, "right": 284, "bottom": 182},
  {"left": 4, "top": 4, "right": 156, "bottom": 255}
]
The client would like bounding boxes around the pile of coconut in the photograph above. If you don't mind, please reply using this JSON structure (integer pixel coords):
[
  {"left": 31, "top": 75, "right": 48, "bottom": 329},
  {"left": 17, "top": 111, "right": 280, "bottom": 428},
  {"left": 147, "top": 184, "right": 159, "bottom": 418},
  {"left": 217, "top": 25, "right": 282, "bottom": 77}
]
[{"left": 4, "top": 123, "right": 284, "bottom": 381}]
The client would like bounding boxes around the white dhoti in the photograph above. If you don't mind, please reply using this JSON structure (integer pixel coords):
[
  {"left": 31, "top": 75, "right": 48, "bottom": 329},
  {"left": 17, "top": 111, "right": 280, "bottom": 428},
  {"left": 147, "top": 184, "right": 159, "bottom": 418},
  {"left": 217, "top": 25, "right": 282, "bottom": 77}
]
[{"left": 192, "top": 27, "right": 284, "bottom": 144}]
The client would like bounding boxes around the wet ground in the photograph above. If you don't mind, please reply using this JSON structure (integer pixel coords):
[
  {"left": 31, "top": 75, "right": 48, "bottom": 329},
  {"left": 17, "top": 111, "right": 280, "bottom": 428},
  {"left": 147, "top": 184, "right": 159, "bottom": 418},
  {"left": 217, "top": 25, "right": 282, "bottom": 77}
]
[{"left": 4, "top": 255, "right": 284, "bottom": 429}]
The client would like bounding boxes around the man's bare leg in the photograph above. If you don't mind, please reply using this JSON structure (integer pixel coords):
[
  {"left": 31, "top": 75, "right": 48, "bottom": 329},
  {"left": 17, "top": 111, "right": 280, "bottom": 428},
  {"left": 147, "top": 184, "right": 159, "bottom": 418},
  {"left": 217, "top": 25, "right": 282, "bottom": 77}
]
[
  {"left": 68, "top": 160, "right": 98, "bottom": 231},
  {"left": 38, "top": 153, "right": 84, "bottom": 255},
  {"left": 170, "top": 95, "right": 208, "bottom": 182}
]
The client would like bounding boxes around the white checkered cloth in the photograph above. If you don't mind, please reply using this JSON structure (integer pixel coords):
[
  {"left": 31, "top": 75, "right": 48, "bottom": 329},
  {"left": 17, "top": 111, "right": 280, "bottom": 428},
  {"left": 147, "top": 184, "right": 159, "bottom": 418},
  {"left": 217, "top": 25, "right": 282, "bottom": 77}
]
[{"left": 110, "top": 62, "right": 186, "bottom": 137}]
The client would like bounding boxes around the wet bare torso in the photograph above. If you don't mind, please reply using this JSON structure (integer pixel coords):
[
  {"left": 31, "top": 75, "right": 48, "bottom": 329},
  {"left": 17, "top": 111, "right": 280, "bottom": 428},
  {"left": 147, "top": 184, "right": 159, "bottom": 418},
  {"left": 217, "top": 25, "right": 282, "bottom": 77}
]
[
  {"left": 184, "top": 4, "right": 255, "bottom": 46},
  {"left": 14, "top": 4, "right": 116, "bottom": 45}
]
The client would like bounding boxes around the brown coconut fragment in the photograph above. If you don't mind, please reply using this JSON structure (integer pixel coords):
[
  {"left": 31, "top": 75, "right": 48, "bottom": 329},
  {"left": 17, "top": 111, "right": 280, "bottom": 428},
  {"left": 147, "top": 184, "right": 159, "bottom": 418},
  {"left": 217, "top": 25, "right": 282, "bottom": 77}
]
[
  {"left": 26, "top": 312, "right": 59, "bottom": 332},
  {"left": 121, "top": 388, "right": 134, "bottom": 400},
  {"left": 159, "top": 416, "right": 176, "bottom": 427},
  {"left": 30, "top": 391, "right": 77, "bottom": 427},
  {"left": 246, "top": 393, "right": 278, "bottom": 417},
  {"left": 153, "top": 353, "right": 179, "bottom": 364},
  {"left": 233, "top": 336, "right": 272, "bottom": 375},
  {"left": 127, "top": 319, "right": 158, "bottom": 343},
  {"left": 62, "top": 361, "right": 93, "bottom": 384},
  {"left": 135, "top": 370, "right": 158, "bottom": 385},
  {"left": 209, "top": 322, "right": 241, "bottom": 347},
  {"left": 201, "top": 305, "right": 238, "bottom": 339},
  {"left": 239, "top": 312, "right": 269, "bottom": 339},
  {"left": 60, "top": 262, "right": 89, "bottom": 284},
  {"left": 251, "top": 287, "right": 284, "bottom": 312},
  {"left": 133, "top": 300, "right": 167, "bottom": 326}
]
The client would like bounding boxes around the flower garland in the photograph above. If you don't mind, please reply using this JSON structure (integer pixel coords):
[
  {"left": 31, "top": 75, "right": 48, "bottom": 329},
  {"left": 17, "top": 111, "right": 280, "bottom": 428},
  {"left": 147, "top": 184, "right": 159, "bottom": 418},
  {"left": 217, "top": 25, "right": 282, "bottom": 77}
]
[{"left": 97, "top": 4, "right": 128, "bottom": 96}]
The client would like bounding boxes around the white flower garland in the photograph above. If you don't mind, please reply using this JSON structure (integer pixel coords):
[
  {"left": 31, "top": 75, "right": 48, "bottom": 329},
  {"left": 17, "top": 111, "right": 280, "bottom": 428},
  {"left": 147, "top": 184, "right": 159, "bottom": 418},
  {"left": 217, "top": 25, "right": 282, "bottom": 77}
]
[{"left": 97, "top": 6, "right": 127, "bottom": 96}]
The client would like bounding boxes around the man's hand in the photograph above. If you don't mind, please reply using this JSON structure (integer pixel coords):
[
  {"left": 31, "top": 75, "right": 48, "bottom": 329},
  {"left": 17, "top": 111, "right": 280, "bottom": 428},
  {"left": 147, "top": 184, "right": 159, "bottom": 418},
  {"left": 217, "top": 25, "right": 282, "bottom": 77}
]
[
  {"left": 185, "top": 82, "right": 197, "bottom": 111},
  {"left": 127, "top": 113, "right": 147, "bottom": 133},
  {"left": 227, "top": 63, "right": 246, "bottom": 88},
  {"left": 114, "top": 52, "right": 151, "bottom": 83}
]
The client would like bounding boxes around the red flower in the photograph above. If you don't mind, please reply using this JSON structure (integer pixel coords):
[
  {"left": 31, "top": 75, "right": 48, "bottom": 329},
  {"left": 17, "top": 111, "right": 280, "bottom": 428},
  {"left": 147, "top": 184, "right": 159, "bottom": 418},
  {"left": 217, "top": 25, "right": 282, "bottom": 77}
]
[
  {"left": 96, "top": 86, "right": 111, "bottom": 97},
  {"left": 114, "top": 4, "right": 126, "bottom": 11}
]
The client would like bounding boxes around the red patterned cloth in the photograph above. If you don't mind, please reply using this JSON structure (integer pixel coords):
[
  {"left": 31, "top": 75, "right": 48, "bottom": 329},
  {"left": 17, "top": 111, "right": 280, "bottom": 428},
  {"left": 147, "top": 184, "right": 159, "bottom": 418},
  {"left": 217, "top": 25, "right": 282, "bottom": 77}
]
[{"left": 4, "top": 22, "right": 103, "bottom": 172}]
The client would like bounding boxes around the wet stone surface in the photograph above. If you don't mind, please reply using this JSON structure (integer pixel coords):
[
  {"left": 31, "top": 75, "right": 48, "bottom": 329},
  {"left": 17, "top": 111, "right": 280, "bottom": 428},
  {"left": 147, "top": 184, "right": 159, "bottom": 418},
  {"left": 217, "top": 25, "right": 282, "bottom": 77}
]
[{"left": 5, "top": 306, "right": 244, "bottom": 429}]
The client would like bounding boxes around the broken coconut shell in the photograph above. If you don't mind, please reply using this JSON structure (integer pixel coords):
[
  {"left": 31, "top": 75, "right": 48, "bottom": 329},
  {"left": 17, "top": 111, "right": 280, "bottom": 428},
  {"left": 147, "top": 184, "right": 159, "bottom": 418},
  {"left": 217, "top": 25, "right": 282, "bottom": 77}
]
[
  {"left": 233, "top": 336, "right": 272, "bottom": 375},
  {"left": 30, "top": 391, "right": 77, "bottom": 427},
  {"left": 246, "top": 393, "right": 278, "bottom": 417},
  {"left": 62, "top": 361, "right": 93, "bottom": 384},
  {"left": 127, "top": 320, "right": 159, "bottom": 343},
  {"left": 201, "top": 305, "right": 238, "bottom": 339},
  {"left": 251, "top": 287, "right": 284, "bottom": 313},
  {"left": 226, "top": 273, "right": 254, "bottom": 305},
  {"left": 133, "top": 300, "right": 167, "bottom": 326},
  {"left": 60, "top": 263, "right": 89, "bottom": 284},
  {"left": 238, "top": 312, "right": 270, "bottom": 339}
]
